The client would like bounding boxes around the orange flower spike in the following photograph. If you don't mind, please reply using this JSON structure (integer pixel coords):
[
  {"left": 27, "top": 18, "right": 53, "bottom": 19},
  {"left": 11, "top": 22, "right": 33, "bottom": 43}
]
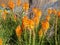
[
  {"left": 47, "top": 9, "right": 53, "bottom": 15},
  {"left": 1, "top": 3, "right": 6, "bottom": 8},
  {"left": 32, "top": 8, "right": 42, "bottom": 17},
  {"left": 52, "top": 9, "right": 57, "bottom": 15},
  {"left": 14, "top": 15, "right": 17, "bottom": 22},
  {"left": 16, "top": 25, "right": 22, "bottom": 37},
  {"left": 16, "top": 0, "right": 21, "bottom": 6},
  {"left": 33, "top": 16, "right": 39, "bottom": 26},
  {"left": 28, "top": 19, "right": 34, "bottom": 30},
  {"left": 57, "top": 11, "right": 60, "bottom": 17},
  {"left": 46, "top": 15, "right": 50, "bottom": 21},
  {"left": 32, "top": 8, "right": 38, "bottom": 14},
  {"left": 4, "top": 10, "right": 8, "bottom": 14},
  {"left": 41, "top": 20, "right": 49, "bottom": 32},
  {"left": 22, "top": 16, "right": 29, "bottom": 28},
  {"left": 38, "top": 29, "right": 44, "bottom": 37},
  {"left": 35, "top": 10, "right": 42, "bottom": 18},
  {"left": 22, "top": 2, "right": 29, "bottom": 12},
  {"left": 2, "top": 12, "right": 6, "bottom": 20},
  {"left": 8, "top": 0, "right": 15, "bottom": 10},
  {"left": 0, "top": 38, "right": 3, "bottom": 45},
  {"left": 2, "top": 10, "right": 8, "bottom": 20}
]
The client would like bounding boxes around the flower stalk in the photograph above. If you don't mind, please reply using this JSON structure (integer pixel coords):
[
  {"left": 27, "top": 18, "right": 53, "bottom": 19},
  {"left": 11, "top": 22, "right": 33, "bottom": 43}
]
[
  {"left": 55, "top": 15, "right": 58, "bottom": 45},
  {"left": 33, "top": 30, "right": 35, "bottom": 45},
  {"left": 29, "top": 30, "right": 31, "bottom": 45}
]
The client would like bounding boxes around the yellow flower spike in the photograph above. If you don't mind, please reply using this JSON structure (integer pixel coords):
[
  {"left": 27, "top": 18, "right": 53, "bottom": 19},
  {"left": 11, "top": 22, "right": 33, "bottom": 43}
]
[
  {"left": 4, "top": 10, "right": 8, "bottom": 14},
  {"left": 16, "top": 0, "right": 21, "bottom": 6},
  {"left": 16, "top": 25, "right": 22, "bottom": 38},
  {"left": 38, "top": 29, "right": 44, "bottom": 38},
  {"left": 8, "top": 0, "right": 15, "bottom": 10},
  {"left": 1, "top": 3, "right": 6, "bottom": 8},
  {"left": 57, "top": 11, "right": 60, "bottom": 17},
  {"left": 41, "top": 20, "right": 49, "bottom": 32},
  {"left": 0, "top": 38, "right": 3, "bottom": 45},
  {"left": 47, "top": 8, "right": 53, "bottom": 15},
  {"left": 46, "top": 15, "right": 50, "bottom": 21},
  {"left": 0, "top": 10, "right": 3, "bottom": 12},
  {"left": 2, "top": 10, "right": 8, "bottom": 20},
  {"left": 22, "top": 2, "right": 29, "bottom": 12}
]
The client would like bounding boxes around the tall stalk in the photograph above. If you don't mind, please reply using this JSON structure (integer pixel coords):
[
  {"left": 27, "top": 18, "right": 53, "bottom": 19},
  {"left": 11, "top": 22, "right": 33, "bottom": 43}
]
[
  {"left": 40, "top": 33, "right": 44, "bottom": 45},
  {"left": 29, "top": 30, "right": 31, "bottom": 45},
  {"left": 18, "top": 36, "right": 21, "bottom": 45},
  {"left": 24, "top": 28, "right": 27, "bottom": 45},
  {"left": 55, "top": 15, "right": 58, "bottom": 45},
  {"left": 33, "top": 30, "right": 35, "bottom": 45}
]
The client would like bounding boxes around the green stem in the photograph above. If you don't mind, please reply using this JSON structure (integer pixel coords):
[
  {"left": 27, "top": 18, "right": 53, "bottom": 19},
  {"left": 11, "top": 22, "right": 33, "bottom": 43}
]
[
  {"left": 40, "top": 31, "right": 45, "bottom": 45},
  {"left": 55, "top": 15, "right": 58, "bottom": 45},
  {"left": 29, "top": 30, "right": 31, "bottom": 45},
  {"left": 39, "top": 38, "right": 41, "bottom": 45},
  {"left": 18, "top": 37, "right": 21, "bottom": 45},
  {"left": 40, "top": 36, "right": 44, "bottom": 45},
  {"left": 33, "top": 30, "right": 35, "bottom": 45},
  {"left": 24, "top": 28, "right": 27, "bottom": 45}
]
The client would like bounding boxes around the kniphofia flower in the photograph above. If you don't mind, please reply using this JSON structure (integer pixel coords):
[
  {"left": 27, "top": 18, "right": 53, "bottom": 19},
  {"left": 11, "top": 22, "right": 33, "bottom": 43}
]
[
  {"left": 41, "top": 20, "right": 49, "bottom": 32},
  {"left": 46, "top": 15, "right": 50, "bottom": 21},
  {"left": 22, "top": 2, "right": 29, "bottom": 12},
  {"left": 32, "top": 8, "right": 38, "bottom": 14},
  {"left": 22, "top": 16, "right": 29, "bottom": 29},
  {"left": 8, "top": 0, "right": 15, "bottom": 10},
  {"left": 1, "top": 3, "right": 6, "bottom": 8},
  {"left": 2, "top": 10, "right": 8, "bottom": 20},
  {"left": 32, "top": 8, "right": 42, "bottom": 18},
  {"left": 47, "top": 8, "right": 53, "bottom": 15},
  {"left": 14, "top": 15, "right": 17, "bottom": 22},
  {"left": 4, "top": 10, "right": 8, "bottom": 14},
  {"left": 38, "top": 29, "right": 44, "bottom": 37},
  {"left": 0, "top": 10, "right": 3, "bottom": 12},
  {"left": 28, "top": 19, "right": 34, "bottom": 30},
  {"left": 52, "top": 9, "right": 57, "bottom": 15},
  {"left": 57, "top": 11, "right": 60, "bottom": 17},
  {"left": 35, "top": 10, "right": 42, "bottom": 18},
  {"left": 16, "top": 25, "right": 22, "bottom": 37},
  {"left": 16, "top": 0, "right": 21, "bottom": 6},
  {"left": 0, "top": 38, "right": 2, "bottom": 45},
  {"left": 2, "top": 11, "right": 7, "bottom": 20},
  {"left": 32, "top": 16, "right": 40, "bottom": 26}
]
